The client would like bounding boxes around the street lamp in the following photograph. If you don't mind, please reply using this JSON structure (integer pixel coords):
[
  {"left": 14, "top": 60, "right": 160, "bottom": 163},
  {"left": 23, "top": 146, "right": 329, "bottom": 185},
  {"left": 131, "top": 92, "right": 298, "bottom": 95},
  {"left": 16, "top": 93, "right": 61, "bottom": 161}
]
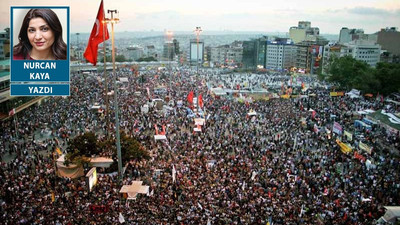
[
  {"left": 165, "top": 30, "right": 173, "bottom": 93},
  {"left": 194, "top": 27, "right": 202, "bottom": 75},
  {"left": 104, "top": 10, "right": 123, "bottom": 181}
]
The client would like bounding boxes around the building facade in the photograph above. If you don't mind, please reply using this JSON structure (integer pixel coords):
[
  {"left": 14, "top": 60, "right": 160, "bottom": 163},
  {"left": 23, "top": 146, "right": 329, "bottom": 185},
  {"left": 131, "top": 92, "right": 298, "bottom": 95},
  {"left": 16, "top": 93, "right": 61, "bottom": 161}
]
[
  {"left": 343, "top": 40, "right": 381, "bottom": 67},
  {"left": 163, "top": 42, "right": 175, "bottom": 61},
  {"left": 145, "top": 45, "right": 157, "bottom": 58},
  {"left": 265, "top": 38, "right": 296, "bottom": 70},
  {"left": 189, "top": 39, "right": 204, "bottom": 66},
  {"left": 0, "top": 30, "right": 9, "bottom": 60},
  {"left": 376, "top": 27, "right": 400, "bottom": 63},
  {"left": 294, "top": 40, "right": 326, "bottom": 74},
  {"left": 242, "top": 36, "right": 268, "bottom": 69},
  {"left": 126, "top": 46, "right": 144, "bottom": 61},
  {"left": 289, "top": 21, "right": 320, "bottom": 44},
  {"left": 210, "top": 42, "right": 243, "bottom": 67}
]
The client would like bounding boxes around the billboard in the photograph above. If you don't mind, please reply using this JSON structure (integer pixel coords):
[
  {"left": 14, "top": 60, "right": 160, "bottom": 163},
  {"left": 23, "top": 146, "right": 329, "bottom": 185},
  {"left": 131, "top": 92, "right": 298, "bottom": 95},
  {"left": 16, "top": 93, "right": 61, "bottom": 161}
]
[
  {"left": 86, "top": 167, "right": 97, "bottom": 192},
  {"left": 190, "top": 41, "right": 204, "bottom": 63}
]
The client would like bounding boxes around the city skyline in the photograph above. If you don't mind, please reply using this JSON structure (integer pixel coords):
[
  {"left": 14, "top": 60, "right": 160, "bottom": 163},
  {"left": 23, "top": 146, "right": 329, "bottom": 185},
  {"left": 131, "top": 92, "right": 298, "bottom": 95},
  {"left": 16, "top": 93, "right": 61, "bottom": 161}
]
[{"left": 0, "top": 0, "right": 399, "bottom": 35}]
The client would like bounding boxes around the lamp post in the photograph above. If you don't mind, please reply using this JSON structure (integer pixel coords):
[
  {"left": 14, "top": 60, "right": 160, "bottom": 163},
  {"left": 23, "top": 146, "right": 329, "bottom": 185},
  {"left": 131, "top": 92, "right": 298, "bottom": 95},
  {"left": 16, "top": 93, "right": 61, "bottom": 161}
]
[
  {"left": 104, "top": 10, "right": 123, "bottom": 181},
  {"left": 194, "top": 27, "right": 202, "bottom": 76},
  {"left": 165, "top": 30, "right": 173, "bottom": 91}
]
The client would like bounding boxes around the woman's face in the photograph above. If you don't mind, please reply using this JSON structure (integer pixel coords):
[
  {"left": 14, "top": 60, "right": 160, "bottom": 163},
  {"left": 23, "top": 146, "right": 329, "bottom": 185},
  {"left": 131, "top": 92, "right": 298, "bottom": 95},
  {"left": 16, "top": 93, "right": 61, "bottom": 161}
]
[{"left": 27, "top": 17, "right": 55, "bottom": 53}]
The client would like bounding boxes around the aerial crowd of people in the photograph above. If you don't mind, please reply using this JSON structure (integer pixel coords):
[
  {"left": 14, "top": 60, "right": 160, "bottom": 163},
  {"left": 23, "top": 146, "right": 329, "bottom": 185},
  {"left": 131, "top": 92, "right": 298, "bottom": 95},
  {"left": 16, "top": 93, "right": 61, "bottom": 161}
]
[{"left": 0, "top": 67, "right": 399, "bottom": 224}]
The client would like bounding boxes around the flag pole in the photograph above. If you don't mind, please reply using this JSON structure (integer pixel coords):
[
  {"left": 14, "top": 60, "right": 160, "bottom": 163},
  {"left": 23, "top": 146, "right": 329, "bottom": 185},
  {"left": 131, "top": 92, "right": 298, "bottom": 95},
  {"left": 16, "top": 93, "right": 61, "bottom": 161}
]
[
  {"left": 105, "top": 9, "right": 123, "bottom": 181},
  {"left": 102, "top": 5, "right": 110, "bottom": 137}
]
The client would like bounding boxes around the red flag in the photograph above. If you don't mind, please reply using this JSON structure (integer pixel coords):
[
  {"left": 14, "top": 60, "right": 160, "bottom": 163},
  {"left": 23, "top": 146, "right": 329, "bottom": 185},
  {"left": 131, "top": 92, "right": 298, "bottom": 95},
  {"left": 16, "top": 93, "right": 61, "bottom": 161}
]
[
  {"left": 84, "top": 0, "right": 109, "bottom": 66},
  {"left": 161, "top": 125, "right": 166, "bottom": 135},
  {"left": 154, "top": 124, "right": 159, "bottom": 135},
  {"left": 187, "top": 91, "right": 194, "bottom": 105},
  {"left": 198, "top": 94, "right": 203, "bottom": 109}
]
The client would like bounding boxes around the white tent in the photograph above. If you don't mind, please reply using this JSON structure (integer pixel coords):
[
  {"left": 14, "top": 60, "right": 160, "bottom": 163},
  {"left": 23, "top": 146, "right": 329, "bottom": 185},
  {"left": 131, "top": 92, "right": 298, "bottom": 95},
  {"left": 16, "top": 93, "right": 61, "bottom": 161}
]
[
  {"left": 90, "top": 157, "right": 114, "bottom": 168},
  {"left": 120, "top": 181, "right": 150, "bottom": 200},
  {"left": 56, "top": 155, "right": 84, "bottom": 179}
]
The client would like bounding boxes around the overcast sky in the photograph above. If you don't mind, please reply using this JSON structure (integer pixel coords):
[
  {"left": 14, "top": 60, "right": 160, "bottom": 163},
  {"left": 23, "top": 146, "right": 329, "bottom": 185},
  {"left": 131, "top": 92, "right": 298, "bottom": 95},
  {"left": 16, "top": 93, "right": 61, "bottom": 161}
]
[{"left": 1, "top": 0, "right": 399, "bottom": 34}]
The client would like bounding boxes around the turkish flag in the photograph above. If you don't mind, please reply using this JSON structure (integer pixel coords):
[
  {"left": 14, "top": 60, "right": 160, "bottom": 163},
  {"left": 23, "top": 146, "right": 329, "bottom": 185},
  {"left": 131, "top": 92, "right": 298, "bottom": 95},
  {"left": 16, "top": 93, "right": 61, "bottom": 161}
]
[{"left": 84, "top": 0, "right": 109, "bottom": 66}]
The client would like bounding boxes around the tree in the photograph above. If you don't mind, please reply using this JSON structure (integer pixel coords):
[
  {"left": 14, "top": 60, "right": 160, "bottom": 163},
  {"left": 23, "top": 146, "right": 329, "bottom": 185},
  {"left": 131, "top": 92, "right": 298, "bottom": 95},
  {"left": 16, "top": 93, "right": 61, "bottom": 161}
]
[
  {"left": 327, "top": 55, "right": 374, "bottom": 92},
  {"left": 98, "top": 132, "right": 149, "bottom": 166},
  {"left": 374, "top": 62, "right": 400, "bottom": 96},
  {"left": 137, "top": 56, "right": 157, "bottom": 62},
  {"left": 65, "top": 132, "right": 100, "bottom": 166}
]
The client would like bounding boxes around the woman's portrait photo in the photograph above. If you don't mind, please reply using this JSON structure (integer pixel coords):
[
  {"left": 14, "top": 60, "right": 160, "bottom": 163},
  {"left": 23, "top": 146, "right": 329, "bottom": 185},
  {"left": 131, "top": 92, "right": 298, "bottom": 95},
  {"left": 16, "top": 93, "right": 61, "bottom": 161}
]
[{"left": 13, "top": 8, "right": 67, "bottom": 60}]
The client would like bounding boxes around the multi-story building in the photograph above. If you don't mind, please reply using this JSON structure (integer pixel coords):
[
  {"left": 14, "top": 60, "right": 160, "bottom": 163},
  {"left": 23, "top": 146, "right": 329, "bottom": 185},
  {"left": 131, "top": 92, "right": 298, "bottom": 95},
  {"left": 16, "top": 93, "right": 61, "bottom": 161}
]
[
  {"left": 295, "top": 39, "right": 327, "bottom": 74},
  {"left": 289, "top": 21, "right": 320, "bottom": 44},
  {"left": 145, "top": 45, "right": 157, "bottom": 58},
  {"left": 339, "top": 28, "right": 366, "bottom": 44},
  {"left": 265, "top": 38, "right": 296, "bottom": 70},
  {"left": 0, "top": 59, "right": 46, "bottom": 120},
  {"left": 0, "top": 29, "right": 10, "bottom": 60},
  {"left": 163, "top": 42, "right": 175, "bottom": 61},
  {"left": 376, "top": 27, "right": 400, "bottom": 63},
  {"left": 322, "top": 42, "right": 345, "bottom": 73},
  {"left": 343, "top": 40, "right": 381, "bottom": 67},
  {"left": 339, "top": 27, "right": 378, "bottom": 44},
  {"left": 323, "top": 40, "right": 381, "bottom": 69},
  {"left": 210, "top": 42, "right": 243, "bottom": 67},
  {"left": 189, "top": 39, "right": 204, "bottom": 66},
  {"left": 162, "top": 39, "right": 180, "bottom": 61},
  {"left": 204, "top": 46, "right": 211, "bottom": 67},
  {"left": 242, "top": 36, "right": 267, "bottom": 69},
  {"left": 126, "top": 46, "right": 144, "bottom": 61},
  {"left": 173, "top": 39, "right": 180, "bottom": 56}
]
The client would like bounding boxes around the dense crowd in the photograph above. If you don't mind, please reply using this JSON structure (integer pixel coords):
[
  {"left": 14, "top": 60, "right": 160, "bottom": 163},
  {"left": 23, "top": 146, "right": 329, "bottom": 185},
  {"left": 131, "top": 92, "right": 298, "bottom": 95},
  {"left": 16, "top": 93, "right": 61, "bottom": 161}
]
[{"left": 1, "top": 67, "right": 399, "bottom": 224}]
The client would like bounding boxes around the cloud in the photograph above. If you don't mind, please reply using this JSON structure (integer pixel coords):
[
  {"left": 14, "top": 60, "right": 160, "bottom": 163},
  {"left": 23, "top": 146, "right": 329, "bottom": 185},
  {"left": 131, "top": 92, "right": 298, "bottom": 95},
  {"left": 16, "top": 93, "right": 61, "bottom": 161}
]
[{"left": 347, "top": 7, "right": 400, "bottom": 16}]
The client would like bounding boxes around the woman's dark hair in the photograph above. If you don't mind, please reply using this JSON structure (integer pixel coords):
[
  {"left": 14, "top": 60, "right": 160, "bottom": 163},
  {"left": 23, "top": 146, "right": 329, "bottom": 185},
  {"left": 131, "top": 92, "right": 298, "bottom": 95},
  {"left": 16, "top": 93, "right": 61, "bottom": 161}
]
[{"left": 13, "top": 8, "right": 67, "bottom": 60}]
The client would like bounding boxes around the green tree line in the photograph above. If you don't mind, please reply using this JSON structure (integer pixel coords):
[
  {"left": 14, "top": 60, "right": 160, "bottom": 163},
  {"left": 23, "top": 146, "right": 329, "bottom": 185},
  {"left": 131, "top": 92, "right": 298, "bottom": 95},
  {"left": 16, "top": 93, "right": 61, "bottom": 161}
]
[
  {"left": 65, "top": 132, "right": 149, "bottom": 169},
  {"left": 322, "top": 55, "right": 400, "bottom": 96}
]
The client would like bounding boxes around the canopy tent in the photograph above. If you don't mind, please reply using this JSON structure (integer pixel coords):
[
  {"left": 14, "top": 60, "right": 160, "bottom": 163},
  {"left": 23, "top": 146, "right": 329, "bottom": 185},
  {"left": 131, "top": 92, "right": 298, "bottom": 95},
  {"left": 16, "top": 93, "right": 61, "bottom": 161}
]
[
  {"left": 120, "top": 181, "right": 149, "bottom": 200},
  {"left": 56, "top": 155, "right": 85, "bottom": 179},
  {"left": 90, "top": 157, "right": 114, "bottom": 168}
]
